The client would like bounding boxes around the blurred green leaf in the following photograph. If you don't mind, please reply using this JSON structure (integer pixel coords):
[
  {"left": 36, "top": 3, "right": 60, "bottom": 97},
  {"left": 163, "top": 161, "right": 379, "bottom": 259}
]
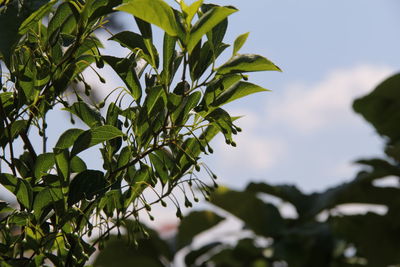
[
  {"left": 177, "top": 210, "right": 224, "bottom": 249},
  {"left": 353, "top": 73, "right": 400, "bottom": 144},
  {"left": 210, "top": 187, "right": 284, "bottom": 237}
]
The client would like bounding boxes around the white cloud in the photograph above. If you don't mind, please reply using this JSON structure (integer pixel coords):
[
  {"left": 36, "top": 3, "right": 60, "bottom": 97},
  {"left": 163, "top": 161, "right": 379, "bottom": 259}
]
[
  {"left": 211, "top": 110, "right": 286, "bottom": 171},
  {"left": 266, "top": 65, "right": 394, "bottom": 133}
]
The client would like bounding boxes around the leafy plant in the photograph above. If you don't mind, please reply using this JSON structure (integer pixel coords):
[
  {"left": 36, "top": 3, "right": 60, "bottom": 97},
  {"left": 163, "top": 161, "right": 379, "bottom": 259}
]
[
  {"left": 95, "top": 72, "right": 400, "bottom": 267},
  {"left": 0, "top": 0, "right": 279, "bottom": 265}
]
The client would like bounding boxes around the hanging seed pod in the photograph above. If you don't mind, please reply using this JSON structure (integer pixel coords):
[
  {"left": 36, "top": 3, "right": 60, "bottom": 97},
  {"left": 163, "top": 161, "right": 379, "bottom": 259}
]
[
  {"left": 145, "top": 203, "right": 151, "bottom": 211},
  {"left": 161, "top": 200, "right": 167, "bottom": 207},
  {"left": 98, "top": 101, "right": 105, "bottom": 108},
  {"left": 184, "top": 197, "right": 193, "bottom": 208},
  {"left": 176, "top": 208, "right": 183, "bottom": 219}
]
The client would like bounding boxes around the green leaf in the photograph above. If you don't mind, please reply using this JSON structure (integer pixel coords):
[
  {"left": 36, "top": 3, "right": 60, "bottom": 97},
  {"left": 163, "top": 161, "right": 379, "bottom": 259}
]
[
  {"left": 178, "top": 211, "right": 224, "bottom": 249},
  {"left": 187, "top": 6, "right": 237, "bottom": 53},
  {"left": 68, "top": 170, "right": 106, "bottom": 206},
  {"left": 70, "top": 156, "right": 87, "bottom": 173},
  {"left": 144, "top": 86, "right": 167, "bottom": 115},
  {"left": 19, "top": 0, "right": 57, "bottom": 35},
  {"left": 0, "top": 3, "right": 21, "bottom": 67},
  {"left": 55, "top": 149, "right": 69, "bottom": 182},
  {"left": 102, "top": 56, "right": 142, "bottom": 100},
  {"left": 116, "top": 0, "right": 178, "bottom": 37},
  {"left": 0, "top": 173, "right": 33, "bottom": 210},
  {"left": 9, "top": 120, "right": 27, "bottom": 139},
  {"left": 217, "top": 54, "right": 281, "bottom": 75},
  {"left": 233, "top": 32, "right": 249, "bottom": 56},
  {"left": 123, "top": 164, "right": 152, "bottom": 207},
  {"left": 182, "top": 0, "right": 203, "bottom": 26},
  {"left": 71, "top": 125, "right": 124, "bottom": 156},
  {"left": 149, "top": 153, "right": 169, "bottom": 184},
  {"left": 65, "top": 101, "right": 102, "bottom": 128},
  {"left": 33, "top": 186, "right": 63, "bottom": 221},
  {"left": 109, "top": 31, "right": 149, "bottom": 54},
  {"left": 34, "top": 153, "right": 55, "bottom": 179},
  {"left": 47, "top": 3, "right": 72, "bottom": 44},
  {"left": 162, "top": 33, "right": 177, "bottom": 85},
  {"left": 211, "top": 81, "right": 269, "bottom": 107},
  {"left": 55, "top": 128, "right": 84, "bottom": 150},
  {"left": 135, "top": 17, "right": 153, "bottom": 40},
  {"left": 353, "top": 73, "right": 400, "bottom": 143}
]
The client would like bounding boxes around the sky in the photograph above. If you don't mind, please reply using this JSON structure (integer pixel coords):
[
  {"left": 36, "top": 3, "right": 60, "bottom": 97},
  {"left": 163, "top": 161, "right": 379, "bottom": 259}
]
[
  {"left": 78, "top": 0, "right": 400, "bottom": 193},
  {"left": 1, "top": 0, "right": 400, "bottom": 233},
  {"left": 197, "top": 0, "right": 400, "bottom": 192}
]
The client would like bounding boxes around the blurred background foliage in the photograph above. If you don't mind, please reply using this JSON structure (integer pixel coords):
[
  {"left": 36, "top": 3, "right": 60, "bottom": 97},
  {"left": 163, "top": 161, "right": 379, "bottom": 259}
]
[{"left": 95, "top": 72, "right": 400, "bottom": 266}]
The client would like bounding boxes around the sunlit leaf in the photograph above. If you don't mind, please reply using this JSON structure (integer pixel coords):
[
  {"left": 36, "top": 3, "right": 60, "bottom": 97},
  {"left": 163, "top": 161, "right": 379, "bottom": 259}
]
[
  {"left": 232, "top": 32, "right": 249, "bottom": 56},
  {"left": 116, "top": 0, "right": 178, "bottom": 37},
  {"left": 187, "top": 5, "right": 237, "bottom": 53},
  {"left": 217, "top": 54, "right": 281, "bottom": 74}
]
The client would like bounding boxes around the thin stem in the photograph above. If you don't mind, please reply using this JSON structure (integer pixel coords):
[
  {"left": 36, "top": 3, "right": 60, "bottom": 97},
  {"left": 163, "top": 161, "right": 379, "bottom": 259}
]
[
  {"left": 42, "top": 114, "right": 47, "bottom": 153},
  {"left": 0, "top": 100, "right": 16, "bottom": 176}
]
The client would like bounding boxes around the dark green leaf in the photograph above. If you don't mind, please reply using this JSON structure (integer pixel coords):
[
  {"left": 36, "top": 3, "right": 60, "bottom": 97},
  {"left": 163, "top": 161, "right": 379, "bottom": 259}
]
[
  {"left": 144, "top": 86, "right": 167, "bottom": 115},
  {"left": 18, "top": 1, "right": 56, "bottom": 35},
  {"left": 34, "top": 153, "right": 55, "bottom": 179},
  {"left": 68, "top": 170, "right": 106, "bottom": 206},
  {"left": 0, "top": 173, "right": 33, "bottom": 210},
  {"left": 71, "top": 125, "right": 124, "bottom": 156},
  {"left": 102, "top": 55, "right": 142, "bottom": 100},
  {"left": 33, "top": 186, "right": 63, "bottom": 220},
  {"left": 149, "top": 153, "right": 169, "bottom": 184},
  {"left": 47, "top": 3, "right": 72, "bottom": 44},
  {"left": 65, "top": 101, "right": 102, "bottom": 127},
  {"left": 55, "top": 128, "right": 84, "bottom": 150},
  {"left": 109, "top": 31, "right": 149, "bottom": 54}
]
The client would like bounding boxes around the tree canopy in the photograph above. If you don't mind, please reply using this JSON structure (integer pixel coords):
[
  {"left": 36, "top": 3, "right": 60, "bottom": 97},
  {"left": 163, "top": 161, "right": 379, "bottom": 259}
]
[{"left": 0, "top": 0, "right": 280, "bottom": 265}]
